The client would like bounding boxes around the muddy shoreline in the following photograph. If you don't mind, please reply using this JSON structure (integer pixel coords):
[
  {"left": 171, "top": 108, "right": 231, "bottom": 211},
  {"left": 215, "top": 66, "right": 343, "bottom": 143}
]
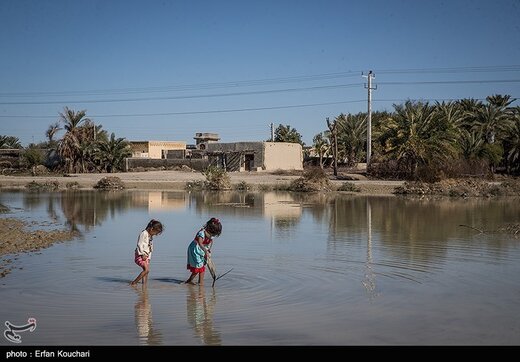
[{"left": 0, "top": 217, "right": 78, "bottom": 278}]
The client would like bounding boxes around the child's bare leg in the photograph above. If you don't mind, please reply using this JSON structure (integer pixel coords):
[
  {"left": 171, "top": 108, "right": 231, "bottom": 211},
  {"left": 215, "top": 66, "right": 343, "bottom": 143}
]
[
  {"left": 198, "top": 270, "right": 205, "bottom": 286},
  {"left": 185, "top": 272, "right": 197, "bottom": 284},
  {"left": 131, "top": 264, "right": 149, "bottom": 285}
]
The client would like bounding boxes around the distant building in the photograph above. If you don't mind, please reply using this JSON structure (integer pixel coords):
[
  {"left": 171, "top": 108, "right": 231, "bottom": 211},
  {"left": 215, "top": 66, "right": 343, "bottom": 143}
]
[
  {"left": 206, "top": 142, "right": 302, "bottom": 172},
  {"left": 129, "top": 140, "right": 186, "bottom": 159},
  {"left": 193, "top": 133, "right": 220, "bottom": 150}
]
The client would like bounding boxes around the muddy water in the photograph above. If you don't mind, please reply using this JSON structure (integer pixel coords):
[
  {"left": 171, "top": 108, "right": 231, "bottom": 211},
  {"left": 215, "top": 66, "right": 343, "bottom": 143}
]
[{"left": 0, "top": 190, "right": 519, "bottom": 345}]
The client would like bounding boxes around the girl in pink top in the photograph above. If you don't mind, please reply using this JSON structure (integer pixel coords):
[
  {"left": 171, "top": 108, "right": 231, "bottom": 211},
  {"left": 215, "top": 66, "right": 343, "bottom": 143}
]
[{"left": 131, "top": 219, "right": 164, "bottom": 285}]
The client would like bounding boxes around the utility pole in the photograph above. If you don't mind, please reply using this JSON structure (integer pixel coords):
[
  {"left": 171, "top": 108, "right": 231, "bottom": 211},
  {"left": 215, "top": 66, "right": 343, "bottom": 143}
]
[
  {"left": 270, "top": 122, "right": 274, "bottom": 142},
  {"left": 362, "top": 70, "right": 376, "bottom": 166},
  {"left": 326, "top": 117, "right": 338, "bottom": 176}
]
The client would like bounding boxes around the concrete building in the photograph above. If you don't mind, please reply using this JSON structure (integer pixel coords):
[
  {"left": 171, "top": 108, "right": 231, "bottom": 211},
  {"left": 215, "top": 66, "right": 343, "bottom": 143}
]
[
  {"left": 193, "top": 133, "right": 220, "bottom": 150},
  {"left": 206, "top": 141, "right": 303, "bottom": 172},
  {"left": 129, "top": 140, "right": 186, "bottom": 159}
]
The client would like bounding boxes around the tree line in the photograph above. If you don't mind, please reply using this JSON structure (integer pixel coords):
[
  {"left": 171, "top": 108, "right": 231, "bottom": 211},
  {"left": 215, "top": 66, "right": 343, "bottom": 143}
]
[
  {"left": 1, "top": 107, "right": 131, "bottom": 173},
  {"left": 274, "top": 94, "right": 519, "bottom": 179},
  {"left": 2, "top": 94, "right": 519, "bottom": 178}
]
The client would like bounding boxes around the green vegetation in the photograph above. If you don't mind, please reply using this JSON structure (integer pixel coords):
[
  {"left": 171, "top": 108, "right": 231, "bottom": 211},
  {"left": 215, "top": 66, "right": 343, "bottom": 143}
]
[
  {"left": 273, "top": 124, "right": 305, "bottom": 145},
  {"left": 202, "top": 166, "right": 231, "bottom": 190},
  {"left": 93, "top": 176, "right": 125, "bottom": 190},
  {"left": 337, "top": 182, "right": 361, "bottom": 192},
  {"left": 312, "top": 94, "right": 520, "bottom": 180},
  {"left": 25, "top": 180, "right": 60, "bottom": 191},
  {"left": 289, "top": 167, "right": 331, "bottom": 192}
]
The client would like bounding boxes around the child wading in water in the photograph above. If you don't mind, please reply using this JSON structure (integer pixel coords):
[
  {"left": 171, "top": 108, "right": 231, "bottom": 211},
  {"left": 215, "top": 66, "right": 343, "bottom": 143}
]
[
  {"left": 185, "top": 218, "right": 222, "bottom": 285},
  {"left": 131, "top": 219, "right": 164, "bottom": 285}
]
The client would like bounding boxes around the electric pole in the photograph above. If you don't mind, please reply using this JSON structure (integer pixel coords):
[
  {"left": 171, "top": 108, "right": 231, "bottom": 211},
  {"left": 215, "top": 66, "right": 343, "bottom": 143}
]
[
  {"left": 362, "top": 70, "right": 376, "bottom": 165},
  {"left": 326, "top": 117, "right": 338, "bottom": 176},
  {"left": 270, "top": 122, "right": 274, "bottom": 142}
]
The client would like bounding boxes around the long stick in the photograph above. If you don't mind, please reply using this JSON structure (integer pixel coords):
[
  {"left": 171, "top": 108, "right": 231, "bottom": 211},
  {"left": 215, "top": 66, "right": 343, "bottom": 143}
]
[
  {"left": 212, "top": 268, "right": 234, "bottom": 287},
  {"left": 458, "top": 224, "right": 484, "bottom": 233}
]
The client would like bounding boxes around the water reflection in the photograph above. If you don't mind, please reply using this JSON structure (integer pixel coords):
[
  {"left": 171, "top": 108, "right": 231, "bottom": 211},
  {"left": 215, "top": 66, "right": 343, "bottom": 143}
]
[
  {"left": 133, "top": 285, "right": 162, "bottom": 345},
  {"left": 9, "top": 190, "right": 520, "bottom": 265},
  {"left": 361, "top": 198, "right": 377, "bottom": 298},
  {"left": 186, "top": 286, "right": 221, "bottom": 345}
]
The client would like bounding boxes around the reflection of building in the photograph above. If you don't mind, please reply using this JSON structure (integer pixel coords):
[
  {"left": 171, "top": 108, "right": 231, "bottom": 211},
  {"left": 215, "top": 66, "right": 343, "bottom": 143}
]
[
  {"left": 147, "top": 192, "right": 187, "bottom": 211},
  {"left": 130, "top": 140, "right": 186, "bottom": 159},
  {"left": 262, "top": 193, "right": 302, "bottom": 219},
  {"left": 207, "top": 142, "right": 303, "bottom": 172},
  {"left": 129, "top": 191, "right": 188, "bottom": 211}
]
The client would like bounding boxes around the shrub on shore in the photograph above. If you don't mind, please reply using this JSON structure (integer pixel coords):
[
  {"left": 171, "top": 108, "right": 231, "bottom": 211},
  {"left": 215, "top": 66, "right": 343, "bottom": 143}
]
[
  {"left": 93, "top": 176, "right": 125, "bottom": 190},
  {"left": 202, "top": 166, "right": 231, "bottom": 190},
  {"left": 25, "top": 180, "right": 60, "bottom": 191},
  {"left": 394, "top": 178, "right": 520, "bottom": 197},
  {"left": 289, "top": 167, "right": 331, "bottom": 192}
]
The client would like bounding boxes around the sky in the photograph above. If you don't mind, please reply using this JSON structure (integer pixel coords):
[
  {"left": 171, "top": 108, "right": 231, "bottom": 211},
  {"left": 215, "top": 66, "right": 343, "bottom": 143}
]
[{"left": 1, "top": 0, "right": 519, "bottom": 147}]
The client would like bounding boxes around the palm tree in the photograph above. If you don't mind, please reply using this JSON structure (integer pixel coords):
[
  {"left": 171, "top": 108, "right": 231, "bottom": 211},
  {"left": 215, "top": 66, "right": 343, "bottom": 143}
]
[
  {"left": 336, "top": 113, "right": 366, "bottom": 166},
  {"left": 95, "top": 133, "right": 132, "bottom": 173},
  {"left": 486, "top": 94, "right": 515, "bottom": 109},
  {"left": 504, "top": 107, "right": 520, "bottom": 174},
  {"left": 312, "top": 132, "right": 330, "bottom": 169},
  {"left": 458, "top": 129, "right": 486, "bottom": 161},
  {"left": 0, "top": 135, "right": 22, "bottom": 149},
  {"left": 380, "top": 101, "right": 458, "bottom": 178},
  {"left": 45, "top": 122, "right": 62, "bottom": 143},
  {"left": 57, "top": 107, "right": 90, "bottom": 173},
  {"left": 470, "top": 103, "right": 512, "bottom": 144},
  {"left": 274, "top": 124, "right": 304, "bottom": 145}
]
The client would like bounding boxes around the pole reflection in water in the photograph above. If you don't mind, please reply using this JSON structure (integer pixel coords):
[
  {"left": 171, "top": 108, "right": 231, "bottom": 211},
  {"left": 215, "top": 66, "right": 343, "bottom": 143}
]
[
  {"left": 133, "top": 285, "right": 162, "bottom": 345},
  {"left": 186, "top": 286, "right": 221, "bottom": 345},
  {"left": 361, "top": 198, "right": 377, "bottom": 298}
]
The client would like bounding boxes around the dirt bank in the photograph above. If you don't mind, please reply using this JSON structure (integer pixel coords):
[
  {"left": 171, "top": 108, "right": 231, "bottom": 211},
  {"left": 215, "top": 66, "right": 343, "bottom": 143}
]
[
  {"left": 0, "top": 170, "right": 404, "bottom": 195},
  {"left": 0, "top": 218, "right": 78, "bottom": 277}
]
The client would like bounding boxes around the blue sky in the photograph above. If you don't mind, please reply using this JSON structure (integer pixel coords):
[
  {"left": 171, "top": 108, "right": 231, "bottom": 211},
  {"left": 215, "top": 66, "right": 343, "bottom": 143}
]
[{"left": 1, "top": 0, "right": 519, "bottom": 146}]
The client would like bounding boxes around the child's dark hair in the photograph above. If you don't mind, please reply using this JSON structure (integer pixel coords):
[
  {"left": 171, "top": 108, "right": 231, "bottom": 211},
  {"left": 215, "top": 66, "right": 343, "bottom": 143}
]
[
  {"left": 205, "top": 217, "right": 222, "bottom": 237},
  {"left": 146, "top": 219, "right": 163, "bottom": 235}
]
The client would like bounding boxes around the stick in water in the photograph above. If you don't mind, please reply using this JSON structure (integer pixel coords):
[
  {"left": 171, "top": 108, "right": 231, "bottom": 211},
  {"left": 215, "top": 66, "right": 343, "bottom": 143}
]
[
  {"left": 459, "top": 224, "right": 484, "bottom": 233},
  {"left": 212, "top": 268, "right": 234, "bottom": 287}
]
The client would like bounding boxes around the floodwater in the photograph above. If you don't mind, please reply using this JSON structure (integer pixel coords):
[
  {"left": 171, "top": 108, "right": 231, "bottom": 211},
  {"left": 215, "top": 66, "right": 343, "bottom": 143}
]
[{"left": 0, "top": 190, "right": 519, "bottom": 345}]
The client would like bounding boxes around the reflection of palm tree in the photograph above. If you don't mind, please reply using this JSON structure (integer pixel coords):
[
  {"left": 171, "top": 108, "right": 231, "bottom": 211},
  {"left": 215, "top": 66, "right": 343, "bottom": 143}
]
[
  {"left": 186, "top": 286, "right": 221, "bottom": 345},
  {"left": 133, "top": 285, "right": 162, "bottom": 345}
]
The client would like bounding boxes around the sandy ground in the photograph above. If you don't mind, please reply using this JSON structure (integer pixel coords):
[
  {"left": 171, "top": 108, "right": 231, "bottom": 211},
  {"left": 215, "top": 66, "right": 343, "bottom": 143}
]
[
  {"left": 0, "top": 218, "right": 78, "bottom": 277},
  {"left": 0, "top": 170, "right": 404, "bottom": 194}
]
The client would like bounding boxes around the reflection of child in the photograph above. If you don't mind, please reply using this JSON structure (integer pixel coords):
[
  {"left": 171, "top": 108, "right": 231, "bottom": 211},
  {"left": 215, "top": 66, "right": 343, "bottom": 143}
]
[
  {"left": 131, "top": 219, "right": 164, "bottom": 285},
  {"left": 185, "top": 218, "right": 222, "bottom": 285}
]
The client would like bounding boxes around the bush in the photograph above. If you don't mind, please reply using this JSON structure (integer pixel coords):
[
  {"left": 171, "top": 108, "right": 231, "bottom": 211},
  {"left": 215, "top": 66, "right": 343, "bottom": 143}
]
[
  {"left": 289, "top": 167, "right": 331, "bottom": 192},
  {"left": 94, "top": 176, "right": 125, "bottom": 190},
  {"left": 25, "top": 180, "right": 60, "bottom": 191},
  {"left": 234, "top": 181, "right": 252, "bottom": 191},
  {"left": 202, "top": 166, "right": 231, "bottom": 190},
  {"left": 65, "top": 181, "right": 80, "bottom": 190},
  {"left": 337, "top": 182, "right": 361, "bottom": 192}
]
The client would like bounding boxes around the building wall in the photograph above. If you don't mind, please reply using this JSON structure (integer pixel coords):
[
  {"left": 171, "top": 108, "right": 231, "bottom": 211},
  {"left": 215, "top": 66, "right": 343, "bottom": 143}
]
[
  {"left": 206, "top": 142, "right": 302, "bottom": 171},
  {"left": 148, "top": 141, "right": 186, "bottom": 159},
  {"left": 125, "top": 158, "right": 208, "bottom": 171},
  {"left": 130, "top": 141, "right": 186, "bottom": 159},
  {"left": 130, "top": 142, "right": 149, "bottom": 158},
  {"left": 263, "top": 142, "right": 303, "bottom": 171}
]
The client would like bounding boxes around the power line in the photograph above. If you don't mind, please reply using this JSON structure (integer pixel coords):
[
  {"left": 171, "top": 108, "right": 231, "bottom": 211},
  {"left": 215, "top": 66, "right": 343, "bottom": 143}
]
[
  {"left": 0, "top": 100, "right": 366, "bottom": 119},
  {"left": 1, "top": 96, "right": 518, "bottom": 120},
  {"left": 1, "top": 65, "right": 519, "bottom": 98},
  {"left": 0, "top": 78, "right": 518, "bottom": 106},
  {"left": 0, "top": 83, "right": 363, "bottom": 105}
]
